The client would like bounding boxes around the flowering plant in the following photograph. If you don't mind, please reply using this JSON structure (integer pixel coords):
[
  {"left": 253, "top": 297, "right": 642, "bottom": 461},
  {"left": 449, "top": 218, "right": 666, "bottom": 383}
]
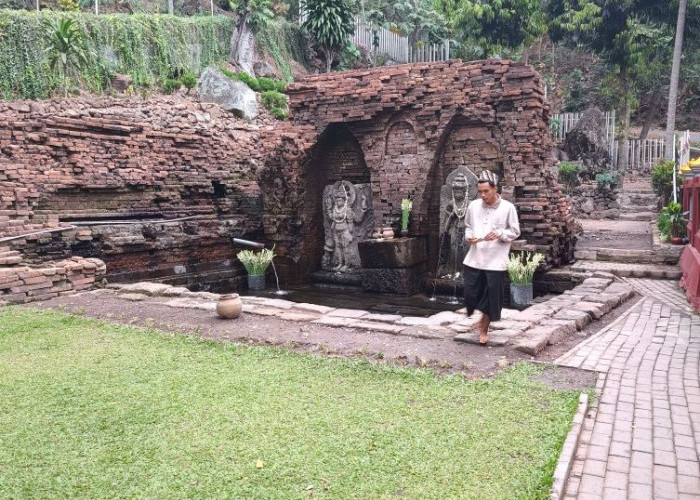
[
  {"left": 506, "top": 251, "right": 545, "bottom": 285},
  {"left": 237, "top": 248, "right": 274, "bottom": 276},
  {"left": 400, "top": 198, "right": 413, "bottom": 231}
]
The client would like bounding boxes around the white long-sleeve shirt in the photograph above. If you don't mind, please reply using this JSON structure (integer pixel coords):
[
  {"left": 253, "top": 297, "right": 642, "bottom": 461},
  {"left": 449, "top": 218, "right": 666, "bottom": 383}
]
[{"left": 462, "top": 196, "right": 520, "bottom": 271}]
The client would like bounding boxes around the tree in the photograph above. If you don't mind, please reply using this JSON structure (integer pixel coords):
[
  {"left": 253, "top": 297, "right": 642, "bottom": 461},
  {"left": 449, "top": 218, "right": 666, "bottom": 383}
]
[
  {"left": 435, "top": 0, "right": 545, "bottom": 57},
  {"left": 42, "top": 18, "right": 90, "bottom": 97},
  {"left": 302, "top": 0, "right": 355, "bottom": 72},
  {"left": 665, "top": 0, "right": 688, "bottom": 159},
  {"left": 232, "top": 0, "right": 275, "bottom": 65}
]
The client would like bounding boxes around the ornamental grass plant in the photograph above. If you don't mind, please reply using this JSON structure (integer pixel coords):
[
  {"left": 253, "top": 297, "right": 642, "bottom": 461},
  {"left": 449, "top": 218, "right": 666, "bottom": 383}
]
[
  {"left": 237, "top": 248, "right": 274, "bottom": 276},
  {"left": 507, "top": 251, "right": 545, "bottom": 285}
]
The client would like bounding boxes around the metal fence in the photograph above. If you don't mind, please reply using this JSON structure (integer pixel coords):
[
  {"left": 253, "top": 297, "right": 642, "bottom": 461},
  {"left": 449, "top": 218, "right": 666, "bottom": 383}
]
[
  {"left": 350, "top": 17, "right": 450, "bottom": 64},
  {"left": 612, "top": 139, "right": 666, "bottom": 174}
]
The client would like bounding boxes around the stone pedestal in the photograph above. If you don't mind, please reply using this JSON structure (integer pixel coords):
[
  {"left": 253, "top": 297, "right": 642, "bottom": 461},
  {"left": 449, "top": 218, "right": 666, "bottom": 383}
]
[{"left": 358, "top": 237, "right": 427, "bottom": 295}]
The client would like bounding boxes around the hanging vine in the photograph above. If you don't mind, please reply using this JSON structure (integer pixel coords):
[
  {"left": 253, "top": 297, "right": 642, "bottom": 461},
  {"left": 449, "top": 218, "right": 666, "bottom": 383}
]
[{"left": 0, "top": 9, "right": 234, "bottom": 99}]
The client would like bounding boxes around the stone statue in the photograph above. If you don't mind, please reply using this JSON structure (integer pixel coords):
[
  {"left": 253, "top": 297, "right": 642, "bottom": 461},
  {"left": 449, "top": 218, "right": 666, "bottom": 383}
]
[
  {"left": 322, "top": 180, "right": 373, "bottom": 272},
  {"left": 438, "top": 167, "right": 479, "bottom": 278}
]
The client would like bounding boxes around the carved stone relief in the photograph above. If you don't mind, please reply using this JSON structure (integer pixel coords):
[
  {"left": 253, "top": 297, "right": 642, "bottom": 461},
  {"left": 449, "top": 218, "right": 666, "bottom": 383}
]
[
  {"left": 438, "top": 166, "right": 479, "bottom": 278},
  {"left": 322, "top": 181, "right": 374, "bottom": 272}
]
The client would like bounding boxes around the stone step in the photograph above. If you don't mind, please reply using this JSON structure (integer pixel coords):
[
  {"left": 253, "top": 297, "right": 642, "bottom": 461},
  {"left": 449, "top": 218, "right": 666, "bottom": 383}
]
[
  {"left": 616, "top": 212, "right": 657, "bottom": 221},
  {"left": 619, "top": 206, "right": 658, "bottom": 214},
  {"left": 574, "top": 247, "right": 679, "bottom": 265},
  {"left": 0, "top": 249, "right": 22, "bottom": 265},
  {"left": 570, "top": 260, "right": 682, "bottom": 279}
]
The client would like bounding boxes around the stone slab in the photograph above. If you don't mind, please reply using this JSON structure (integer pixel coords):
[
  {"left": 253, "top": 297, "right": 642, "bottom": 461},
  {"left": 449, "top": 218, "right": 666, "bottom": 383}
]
[
  {"left": 489, "top": 319, "right": 531, "bottom": 332},
  {"left": 400, "top": 326, "right": 452, "bottom": 340},
  {"left": 539, "top": 319, "right": 578, "bottom": 344},
  {"left": 453, "top": 330, "right": 516, "bottom": 346},
  {"left": 117, "top": 282, "right": 172, "bottom": 296},
  {"left": 312, "top": 317, "right": 354, "bottom": 327},
  {"left": 291, "top": 302, "right": 336, "bottom": 314},
  {"left": 255, "top": 298, "right": 295, "bottom": 310},
  {"left": 163, "top": 298, "right": 216, "bottom": 311},
  {"left": 119, "top": 293, "right": 148, "bottom": 301},
  {"left": 346, "top": 321, "right": 405, "bottom": 334},
  {"left": 570, "top": 300, "right": 608, "bottom": 319},
  {"left": 513, "top": 327, "right": 550, "bottom": 355},
  {"left": 325, "top": 308, "right": 368, "bottom": 319},
  {"left": 358, "top": 237, "right": 427, "bottom": 268},
  {"left": 362, "top": 313, "right": 403, "bottom": 323},
  {"left": 552, "top": 309, "right": 592, "bottom": 331},
  {"left": 278, "top": 312, "right": 320, "bottom": 322},
  {"left": 426, "top": 310, "right": 466, "bottom": 325}
]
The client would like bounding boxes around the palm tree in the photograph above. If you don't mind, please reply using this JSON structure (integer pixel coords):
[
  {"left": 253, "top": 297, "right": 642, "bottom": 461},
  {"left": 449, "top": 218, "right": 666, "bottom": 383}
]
[
  {"left": 665, "top": 0, "right": 688, "bottom": 159},
  {"left": 42, "top": 18, "right": 90, "bottom": 97}
]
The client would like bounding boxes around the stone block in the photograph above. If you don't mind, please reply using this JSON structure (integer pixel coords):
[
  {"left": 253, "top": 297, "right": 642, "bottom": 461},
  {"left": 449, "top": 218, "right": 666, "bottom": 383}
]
[
  {"left": 552, "top": 309, "right": 592, "bottom": 331},
  {"left": 539, "top": 319, "right": 577, "bottom": 344},
  {"left": 358, "top": 237, "right": 427, "bottom": 268},
  {"left": 513, "top": 328, "right": 550, "bottom": 355},
  {"left": 360, "top": 264, "right": 426, "bottom": 295}
]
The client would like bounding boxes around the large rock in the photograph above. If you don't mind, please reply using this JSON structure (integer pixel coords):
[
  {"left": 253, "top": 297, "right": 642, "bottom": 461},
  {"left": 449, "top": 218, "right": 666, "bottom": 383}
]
[
  {"left": 563, "top": 107, "right": 612, "bottom": 180},
  {"left": 198, "top": 67, "right": 258, "bottom": 120}
]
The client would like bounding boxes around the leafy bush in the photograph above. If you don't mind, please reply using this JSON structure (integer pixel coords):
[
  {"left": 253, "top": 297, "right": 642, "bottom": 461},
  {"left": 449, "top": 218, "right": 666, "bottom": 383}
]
[
  {"left": 219, "top": 68, "right": 287, "bottom": 93},
  {"left": 652, "top": 161, "right": 681, "bottom": 206},
  {"left": 0, "top": 10, "right": 234, "bottom": 99},
  {"left": 657, "top": 202, "right": 688, "bottom": 240},
  {"left": 558, "top": 161, "right": 580, "bottom": 190},
  {"left": 180, "top": 72, "right": 197, "bottom": 93},
  {"left": 595, "top": 171, "right": 622, "bottom": 188},
  {"left": 162, "top": 78, "right": 181, "bottom": 94},
  {"left": 261, "top": 90, "right": 286, "bottom": 109},
  {"left": 270, "top": 107, "right": 288, "bottom": 120},
  {"left": 337, "top": 43, "right": 361, "bottom": 70}
]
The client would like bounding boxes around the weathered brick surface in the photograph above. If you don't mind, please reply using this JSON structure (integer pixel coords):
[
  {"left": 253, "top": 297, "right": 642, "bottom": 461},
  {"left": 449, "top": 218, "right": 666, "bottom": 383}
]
[
  {"left": 1, "top": 60, "right": 575, "bottom": 290},
  {"left": 0, "top": 257, "right": 105, "bottom": 303},
  {"left": 287, "top": 59, "right": 576, "bottom": 275}
]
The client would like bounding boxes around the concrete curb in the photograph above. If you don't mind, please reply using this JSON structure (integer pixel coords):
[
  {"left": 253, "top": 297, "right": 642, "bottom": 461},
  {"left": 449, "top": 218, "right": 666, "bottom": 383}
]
[{"left": 549, "top": 392, "right": 589, "bottom": 500}]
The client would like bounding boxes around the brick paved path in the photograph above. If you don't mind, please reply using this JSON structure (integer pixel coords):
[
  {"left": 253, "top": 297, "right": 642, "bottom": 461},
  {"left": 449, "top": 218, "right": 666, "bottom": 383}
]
[{"left": 557, "top": 279, "right": 700, "bottom": 499}]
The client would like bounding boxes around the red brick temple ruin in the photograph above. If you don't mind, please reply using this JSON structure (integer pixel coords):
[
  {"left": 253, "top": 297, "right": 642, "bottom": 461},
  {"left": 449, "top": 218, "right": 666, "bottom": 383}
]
[{"left": 0, "top": 59, "right": 576, "bottom": 303}]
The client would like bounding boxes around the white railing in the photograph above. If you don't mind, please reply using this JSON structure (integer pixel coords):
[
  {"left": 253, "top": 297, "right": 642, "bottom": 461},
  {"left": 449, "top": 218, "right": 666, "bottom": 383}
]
[
  {"left": 552, "top": 110, "right": 616, "bottom": 153},
  {"left": 350, "top": 17, "right": 449, "bottom": 63},
  {"left": 612, "top": 138, "right": 666, "bottom": 173}
]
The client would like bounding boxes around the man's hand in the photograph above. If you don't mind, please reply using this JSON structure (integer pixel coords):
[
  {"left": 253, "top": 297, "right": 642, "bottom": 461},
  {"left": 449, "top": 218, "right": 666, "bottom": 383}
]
[
  {"left": 467, "top": 237, "right": 480, "bottom": 245},
  {"left": 482, "top": 230, "right": 500, "bottom": 241}
]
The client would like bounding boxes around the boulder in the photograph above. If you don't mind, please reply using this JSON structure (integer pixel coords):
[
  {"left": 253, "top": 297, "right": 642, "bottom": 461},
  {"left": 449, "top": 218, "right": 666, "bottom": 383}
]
[
  {"left": 253, "top": 59, "right": 280, "bottom": 79},
  {"left": 198, "top": 67, "right": 258, "bottom": 120}
]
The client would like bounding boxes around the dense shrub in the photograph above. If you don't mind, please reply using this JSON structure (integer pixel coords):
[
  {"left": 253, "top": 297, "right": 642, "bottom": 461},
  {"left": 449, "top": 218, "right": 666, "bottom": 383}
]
[
  {"left": 180, "top": 72, "right": 197, "bottom": 93},
  {"left": 0, "top": 10, "right": 233, "bottom": 99},
  {"left": 595, "top": 171, "right": 622, "bottom": 188},
  {"left": 651, "top": 161, "right": 681, "bottom": 206},
  {"left": 558, "top": 161, "right": 580, "bottom": 191},
  {"left": 162, "top": 78, "right": 181, "bottom": 94}
]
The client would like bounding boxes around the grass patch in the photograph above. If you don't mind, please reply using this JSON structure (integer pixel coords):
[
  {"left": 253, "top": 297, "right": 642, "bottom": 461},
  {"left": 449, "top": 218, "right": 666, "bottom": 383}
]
[{"left": 0, "top": 307, "right": 580, "bottom": 499}]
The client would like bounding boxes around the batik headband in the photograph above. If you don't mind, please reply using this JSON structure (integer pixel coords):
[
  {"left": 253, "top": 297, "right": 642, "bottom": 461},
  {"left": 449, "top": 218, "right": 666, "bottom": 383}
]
[{"left": 478, "top": 170, "right": 499, "bottom": 187}]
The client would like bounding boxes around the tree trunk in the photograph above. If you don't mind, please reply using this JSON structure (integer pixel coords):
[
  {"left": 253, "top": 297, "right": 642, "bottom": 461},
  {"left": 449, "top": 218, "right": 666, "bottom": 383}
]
[
  {"left": 665, "top": 0, "right": 688, "bottom": 159},
  {"left": 168, "top": 0, "right": 173, "bottom": 14},
  {"left": 620, "top": 68, "right": 631, "bottom": 171},
  {"left": 325, "top": 48, "right": 332, "bottom": 73},
  {"left": 639, "top": 90, "right": 663, "bottom": 140}
]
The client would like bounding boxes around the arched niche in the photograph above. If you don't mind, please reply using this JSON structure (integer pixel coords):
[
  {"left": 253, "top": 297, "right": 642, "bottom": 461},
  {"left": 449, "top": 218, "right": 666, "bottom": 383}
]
[
  {"left": 301, "top": 124, "right": 371, "bottom": 278},
  {"left": 425, "top": 115, "right": 504, "bottom": 276}
]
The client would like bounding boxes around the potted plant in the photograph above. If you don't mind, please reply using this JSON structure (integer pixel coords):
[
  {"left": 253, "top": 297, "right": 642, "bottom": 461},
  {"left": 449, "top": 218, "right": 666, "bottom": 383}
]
[
  {"left": 658, "top": 202, "right": 689, "bottom": 244},
  {"left": 237, "top": 248, "right": 274, "bottom": 290},
  {"left": 400, "top": 198, "right": 412, "bottom": 237},
  {"left": 506, "top": 251, "right": 545, "bottom": 309}
]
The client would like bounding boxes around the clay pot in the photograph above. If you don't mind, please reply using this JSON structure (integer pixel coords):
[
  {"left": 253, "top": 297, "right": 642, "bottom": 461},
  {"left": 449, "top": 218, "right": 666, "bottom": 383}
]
[{"left": 216, "top": 293, "right": 242, "bottom": 319}]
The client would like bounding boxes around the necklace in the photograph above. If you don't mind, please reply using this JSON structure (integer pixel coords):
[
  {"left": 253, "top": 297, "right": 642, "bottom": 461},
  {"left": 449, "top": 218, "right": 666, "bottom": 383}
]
[{"left": 451, "top": 191, "right": 467, "bottom": 218}]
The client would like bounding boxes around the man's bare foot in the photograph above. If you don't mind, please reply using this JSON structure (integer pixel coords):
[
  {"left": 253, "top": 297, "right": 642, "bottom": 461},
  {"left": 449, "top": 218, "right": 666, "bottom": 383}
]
[{"left": 479, "top": 332, "right": 489, "bottom": 344}]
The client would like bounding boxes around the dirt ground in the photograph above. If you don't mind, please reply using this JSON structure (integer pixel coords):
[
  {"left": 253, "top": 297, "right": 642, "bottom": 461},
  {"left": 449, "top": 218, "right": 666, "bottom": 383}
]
[{"left": 17, "top": 289, "right": 639, "bottom": 390}]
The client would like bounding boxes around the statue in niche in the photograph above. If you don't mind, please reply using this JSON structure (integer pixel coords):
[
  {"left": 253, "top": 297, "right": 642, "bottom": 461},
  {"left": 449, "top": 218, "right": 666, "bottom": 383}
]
[
  {"left": 438, "top": 167, "right": 479, "bottom": 278},
  {"left": 322, "top": 180, "right": 373, "bottom": 272}
]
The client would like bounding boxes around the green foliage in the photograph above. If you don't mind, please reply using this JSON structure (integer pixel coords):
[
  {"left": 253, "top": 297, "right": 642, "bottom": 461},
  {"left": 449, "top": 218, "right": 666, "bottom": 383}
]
[
  {"left": 42, "top": 17, "right": 91, "bottom": 97},
  {"left": 595, "top": 171, "right": 622, "bottom": 188},
  {"left": 375, "top": 0, "right": 448, "bottom": 46},
  {"left": 0, "top": 306, "right": 581, "bottom": 500},
  {"left": 180, "top": 72, "right": 197, "bottom": 92},
  {"left": 220, "top": 68, "right": 287, "bottom": 93},
  {"left": 439, "top": 0, "right": 544, "bottom": 57},
  {"left": 651, "top": 160, "right": 681, "bottom": 206},
  {"left": 237, "top": 248, "right": 274, "bottom": 275},
  {"left": 234, "top": 0, "right": 275, "bottom": 32},
  {"left": 255, "top": 18, "right": 307, "bottom": 82},
  {"left": 58, "top": 0, "right": 80, "bottom": 10},
  {"left": 260, "top": 89, "right": 286, "bottom": 108},
  {"left": 558, "top": 161, "right": 580, "bottom": 190},
  {"left": 302, "top": 0, "right": 355, "bottom": 72},
  {"left": 161, "top": 77, "right": 181, "bottom": 94},
  {"left": 337, "top": 42, "right": 361, "bottom": 70},
  {"left": 657, "top": 201, "right": 688, "bottom": 240},
  {"left": 507, "top": 252, "right": 545, "bottom": 285},
  {"left": 0, "top": 10, "right": 234, "bottom": 100},
  {"left": 269, "top": 106, "right": 288, "bottom": 119}
]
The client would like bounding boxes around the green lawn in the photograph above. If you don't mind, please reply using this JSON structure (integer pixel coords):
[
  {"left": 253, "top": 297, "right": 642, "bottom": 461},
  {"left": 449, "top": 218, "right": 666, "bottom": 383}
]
[{"left": 0, "top": 307, "right": 580, "bottom": 500}]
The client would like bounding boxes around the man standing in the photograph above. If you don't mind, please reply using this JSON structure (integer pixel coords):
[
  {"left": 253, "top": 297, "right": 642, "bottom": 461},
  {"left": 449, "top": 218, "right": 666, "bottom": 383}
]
[{"left": 462, "top": 170, "right": 520, "bottom": 344}]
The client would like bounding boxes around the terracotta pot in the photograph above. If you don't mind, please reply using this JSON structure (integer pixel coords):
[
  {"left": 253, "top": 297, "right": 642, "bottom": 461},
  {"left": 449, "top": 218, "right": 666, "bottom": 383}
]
[{"left": 216, "top": 293, "right": 242, "bottom": 319}]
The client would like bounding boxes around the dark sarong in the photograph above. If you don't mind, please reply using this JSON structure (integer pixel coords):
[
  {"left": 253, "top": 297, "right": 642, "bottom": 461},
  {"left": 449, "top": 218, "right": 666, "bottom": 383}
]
[{"left": 463, "top": 265, "right": 506, "bottom": 322}]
